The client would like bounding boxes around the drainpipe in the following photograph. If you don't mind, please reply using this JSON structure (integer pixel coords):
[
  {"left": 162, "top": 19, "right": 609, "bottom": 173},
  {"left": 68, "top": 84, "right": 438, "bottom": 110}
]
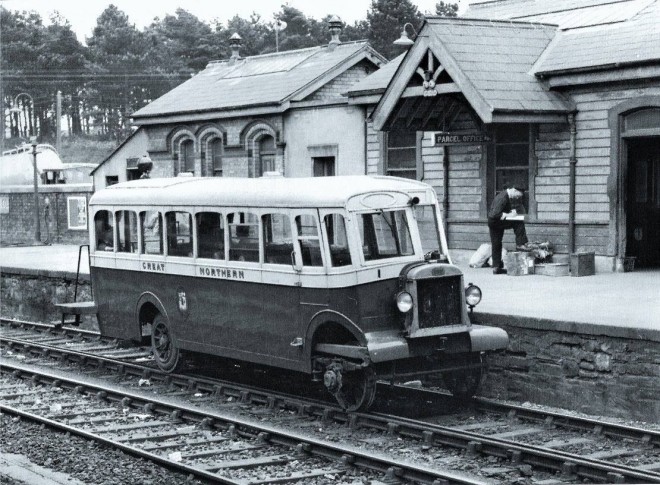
[
  {"left": 568, "top": 112, "right": 577, "bottom": 254},
  {"left": 442, "top": 145, "right": 450, "bottom": 233}
]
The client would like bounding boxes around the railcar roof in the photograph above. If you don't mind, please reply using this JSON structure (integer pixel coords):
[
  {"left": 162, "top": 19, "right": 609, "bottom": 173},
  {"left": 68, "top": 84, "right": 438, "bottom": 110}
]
[{"left": 89, "top": 175, "right": 431, "bottom": 208}]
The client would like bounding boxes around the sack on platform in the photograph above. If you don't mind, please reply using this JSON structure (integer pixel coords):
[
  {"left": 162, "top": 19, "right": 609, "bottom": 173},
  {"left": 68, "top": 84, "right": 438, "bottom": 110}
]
[{"left": 469, "top": 243, "right": 492, "bottom": 268}]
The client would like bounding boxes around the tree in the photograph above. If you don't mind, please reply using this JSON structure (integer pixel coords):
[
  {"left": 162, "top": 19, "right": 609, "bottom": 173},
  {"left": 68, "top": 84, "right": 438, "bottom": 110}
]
[
  {"left": 436, "top": 2, "right": 459, "bottom": 17},
  {"left": 367, "top": 0, "right": 424, "bottom": 59}
]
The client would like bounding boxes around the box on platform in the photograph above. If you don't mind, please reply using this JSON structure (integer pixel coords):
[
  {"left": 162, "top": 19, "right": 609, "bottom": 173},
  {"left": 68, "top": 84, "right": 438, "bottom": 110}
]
[
  {"left": 504, "top": 251, "right": 535, "bottom": 276},
  {"left": 570, "top": 251, "right": 595, "bottom": 277},
  {"left": 535, "top": 263, "right": 570, "bottom": 277}
]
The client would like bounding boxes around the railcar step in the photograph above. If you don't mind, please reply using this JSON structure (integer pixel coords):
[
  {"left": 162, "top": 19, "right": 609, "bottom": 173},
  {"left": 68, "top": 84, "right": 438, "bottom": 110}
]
[{"left": 54, "top": 302, "right": 98, "bottom": 314}]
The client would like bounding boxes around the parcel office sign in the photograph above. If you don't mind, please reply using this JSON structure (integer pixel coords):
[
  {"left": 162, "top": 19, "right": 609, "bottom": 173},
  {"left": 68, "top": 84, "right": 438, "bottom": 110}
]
[{"left": 434, "top": 132, "right": 492, "bottom": 145}]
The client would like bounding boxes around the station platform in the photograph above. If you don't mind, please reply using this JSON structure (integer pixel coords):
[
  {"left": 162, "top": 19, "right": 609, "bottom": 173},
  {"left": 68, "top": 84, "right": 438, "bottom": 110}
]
[{"left": 1, "top": 244, "right": 658, "bottom": 340}]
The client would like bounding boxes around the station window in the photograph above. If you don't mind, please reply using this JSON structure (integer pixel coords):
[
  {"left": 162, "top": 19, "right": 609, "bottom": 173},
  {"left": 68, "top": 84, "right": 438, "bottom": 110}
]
[
  {"left": 141, "top": 211, "right": 163, "bottom": 255},
  {"left": 262, "top": 213, "right": 293, "bottom": 265},
  {"left": 385, "top": 131, "right": 419, "bottom": 180},
  {"left": 196, "top": 212, "right": 224, "bottom": 259},
  {"left": 210, "top": 139, "right": 223, "bottom": 177},
  {"left": 165, "top": 211, "right": 193, "bottom": 257},
  {"left": 492, "top": 124, "right": 530, "bottom": 209},
  {"left": 94, "top": 210, "right": 114, "bottom": 252},
  {"left": 359, "top": 210, "right": 413, "bottom": 261},
  {"left": 228, "top": 212, "right": 259, "bottom": 262},
  {"left": 116, "top": 211, "right": 138, "bottom": 253},
  {"left": 324, "top": 214, "right": 352, "bottom": 267},
  {"left": 296, "top": 214, "right": 323, "bottom": 267}
]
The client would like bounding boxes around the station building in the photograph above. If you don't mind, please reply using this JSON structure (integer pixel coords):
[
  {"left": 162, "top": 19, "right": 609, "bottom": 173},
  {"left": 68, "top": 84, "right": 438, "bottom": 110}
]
[
  {"left": 92, "top": 1, "right": 660, "bottom": 271},
  {"left": 91, "top": 21, "right": 385, "bottom": 186}
]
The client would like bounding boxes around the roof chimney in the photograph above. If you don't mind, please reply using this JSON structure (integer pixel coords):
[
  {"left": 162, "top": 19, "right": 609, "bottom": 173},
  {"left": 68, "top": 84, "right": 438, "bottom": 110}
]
[
  {"left": 229, "top": 33, "right": 242, "bottom": 65},
  {"left": 328, "top": 16, "right": 342, "bottom": 50}
]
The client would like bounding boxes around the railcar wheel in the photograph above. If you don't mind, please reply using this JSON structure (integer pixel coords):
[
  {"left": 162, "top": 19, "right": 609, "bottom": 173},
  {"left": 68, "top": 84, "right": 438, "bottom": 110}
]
[
  {"left": 324, "top": 363, "right": 377, "bottom": 412},
  {"left": 151, "top": 315, "right": 183, "bottom": 373},
  {"left": 442, "top": 355, "right": 484, "bottom": 399}
]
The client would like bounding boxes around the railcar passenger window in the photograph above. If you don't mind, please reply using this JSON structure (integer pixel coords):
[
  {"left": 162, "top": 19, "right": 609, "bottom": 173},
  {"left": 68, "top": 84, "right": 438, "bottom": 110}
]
[
  {"left": 413, "top": 205, "right": 442, "bottom": 256},
  {"left": 228, "top": 212, "right": 259, "bottom": 262},
  {"left": 358, "top": 210, "right": 413, "bottom": 261},
  {"left": 324, "top": 214, "right": 351, "bottom": 267},
  {"left": 116, "top": 211, "right": 138, "bottom": 253},
  {"left": 94, "top": 210, "right": 114, "bottom": 252},
  {"left": 196, "top": 212, "right": 224, "bottom": 259},
  {"left": 296, "top": 214, "right": 322, "bottom": 267},
  {"left": 141, "top": 211, "right": 163, "bottom": 255},
  {"left": 165, "top": 211, "right": 193, "bottom": 257},
  {"left": 262, "top": 214, "right": 293, "bottom": 265}
]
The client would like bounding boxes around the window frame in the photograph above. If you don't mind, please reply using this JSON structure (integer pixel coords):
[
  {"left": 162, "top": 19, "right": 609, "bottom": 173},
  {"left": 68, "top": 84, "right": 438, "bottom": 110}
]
[
  {"left": 484, "top": 123, "right": 537, "bottom": 220},
  {"left": 382, "top": 130, "right": 423, "bottom": 180}
]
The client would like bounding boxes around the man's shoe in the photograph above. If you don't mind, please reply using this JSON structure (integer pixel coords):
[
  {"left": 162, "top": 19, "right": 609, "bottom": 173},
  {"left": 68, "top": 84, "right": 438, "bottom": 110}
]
[{"left": 493, "top": 268, "right": 507, "bottom": 275}]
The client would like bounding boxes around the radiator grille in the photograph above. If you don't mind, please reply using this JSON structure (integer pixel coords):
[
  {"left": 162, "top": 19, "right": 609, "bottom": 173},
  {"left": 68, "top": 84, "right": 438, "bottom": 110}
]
[{"left": 416, "top": 275, "right": 463, "bottom": 328}]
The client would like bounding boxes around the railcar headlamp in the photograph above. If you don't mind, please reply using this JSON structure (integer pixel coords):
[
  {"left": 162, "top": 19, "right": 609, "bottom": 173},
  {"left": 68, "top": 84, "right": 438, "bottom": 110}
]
[
  {"left": 395, "top": 291, "right": 414, "bottom": 313},
  {"left": 465, "top": 283, "right": 482, "bottom": 308}
]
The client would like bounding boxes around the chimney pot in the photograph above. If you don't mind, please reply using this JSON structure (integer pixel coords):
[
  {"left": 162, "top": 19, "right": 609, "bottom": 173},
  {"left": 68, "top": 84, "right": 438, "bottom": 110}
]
[
  {"left": 328, "top": 15, "right": 342, "bottom": 49},
  {"left": 229, "top": 32, "right": 242, "bottom": 64}
]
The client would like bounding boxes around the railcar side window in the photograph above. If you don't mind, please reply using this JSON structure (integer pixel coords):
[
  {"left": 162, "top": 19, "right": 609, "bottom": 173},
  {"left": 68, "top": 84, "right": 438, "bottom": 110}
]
[
  {"left": 94, "top": 210, "right": 114, "bottom": 252},
  {"left": 263, "top": 213, "right": 293, "bottom": 265},
  {"left": 414, "top": 205, "right": 442, "bottom": 256},
  {"left": 196, "top": 212, "right": 225, "bottom": 259},
  {"left": 141, "top": 211, "right": 163, "bottom": 255},
  {"left": 116, "top": 210, "right": 138, "bottom": 253},
  {"left": 324, "top": 214, "right": 352, "bottom": 267},
  {"left": 165, "top": 211, "right": 193, "bottom": 257},
  {"left": 296, "top": 214, "right": 323, "bottom": 267},
  {"left": 358, "top": 210, "right": 413, "bottom": 261},
  {"left": 228, "top": 212, "right": 259, "bottom": 262}
]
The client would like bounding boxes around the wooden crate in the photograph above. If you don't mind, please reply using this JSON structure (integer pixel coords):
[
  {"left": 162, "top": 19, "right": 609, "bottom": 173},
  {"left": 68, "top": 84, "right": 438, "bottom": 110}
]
[
  {"left": 570, "top": 251, "right": 595, "bottom": 277},
  {"left": 535, "top": 263, "right": 569, "bottom": 277}
]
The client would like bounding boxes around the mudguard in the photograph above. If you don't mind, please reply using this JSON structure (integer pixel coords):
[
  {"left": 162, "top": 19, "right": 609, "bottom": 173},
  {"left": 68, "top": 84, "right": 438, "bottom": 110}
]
[{"left": 468, "top": 324, "right": 509, "bottom": 352}]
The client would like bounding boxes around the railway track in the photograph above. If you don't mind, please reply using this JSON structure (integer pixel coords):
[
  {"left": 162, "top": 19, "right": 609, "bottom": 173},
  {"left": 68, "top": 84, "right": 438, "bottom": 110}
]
[{"left": 2, "top": 317, "right": 660, "bottom": 484}]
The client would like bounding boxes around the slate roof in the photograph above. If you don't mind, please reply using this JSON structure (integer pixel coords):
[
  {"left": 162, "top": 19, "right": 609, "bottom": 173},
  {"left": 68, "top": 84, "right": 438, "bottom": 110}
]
[
  {"left": 425, "top": 17, "right": 570, "bottom": 113},
  {"left": 347, "top": 53, "right": 405, "bottom": 95},
  {"left": 133, "top": 42, "right": 378, "bottom": 119},
  {"left": 534, "top": 0, "right": 660, "bottom": 74}
]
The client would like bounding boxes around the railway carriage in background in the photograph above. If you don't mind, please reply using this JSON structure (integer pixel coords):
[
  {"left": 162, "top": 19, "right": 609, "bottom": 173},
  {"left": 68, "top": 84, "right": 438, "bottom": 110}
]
[{"left": 88, "top": 175, "right": 508, "bottom": 410}]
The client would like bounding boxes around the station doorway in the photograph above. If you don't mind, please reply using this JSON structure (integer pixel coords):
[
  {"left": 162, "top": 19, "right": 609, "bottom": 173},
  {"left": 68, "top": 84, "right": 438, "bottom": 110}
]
[{"left": 626, "top": 136, "right": 660, "bottom": 267}]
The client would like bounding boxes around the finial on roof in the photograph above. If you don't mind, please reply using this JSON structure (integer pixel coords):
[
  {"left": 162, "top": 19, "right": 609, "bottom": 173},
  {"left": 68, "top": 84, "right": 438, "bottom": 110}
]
[
  {"left": 229, "top": 33, "right": 242, "bottom": 64},
  {"left": 328, "top": 15, "right": 342, "bottom": 50}
]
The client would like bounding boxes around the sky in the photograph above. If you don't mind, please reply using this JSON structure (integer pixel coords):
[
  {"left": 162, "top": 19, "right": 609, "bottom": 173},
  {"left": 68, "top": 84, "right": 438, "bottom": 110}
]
[{"left": 2, "top": 0, "right": 472, "bottom": 42}]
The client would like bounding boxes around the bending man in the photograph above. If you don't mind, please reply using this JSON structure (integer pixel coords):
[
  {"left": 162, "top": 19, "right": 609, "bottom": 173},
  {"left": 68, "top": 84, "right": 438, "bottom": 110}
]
[{"left": 487, "top": 187, "right": 530, "bottom": 275}]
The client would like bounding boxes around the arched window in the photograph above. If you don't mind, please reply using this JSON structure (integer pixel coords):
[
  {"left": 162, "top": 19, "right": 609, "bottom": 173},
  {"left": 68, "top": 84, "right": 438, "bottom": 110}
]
[
  {"left": 257, "top": 136, "right": 276, "bottom": 177},
  {"left": 181, "top": 139, "right": 194, "bottom": 173},
  {"left": 210, "top": 138, "right": 223, "bottom": 176}
]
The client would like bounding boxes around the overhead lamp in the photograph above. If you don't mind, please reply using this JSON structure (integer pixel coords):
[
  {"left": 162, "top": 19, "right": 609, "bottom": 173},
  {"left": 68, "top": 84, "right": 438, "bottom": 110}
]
[{"left": 393, "top": 23, "right": 417, "bottom": 47}]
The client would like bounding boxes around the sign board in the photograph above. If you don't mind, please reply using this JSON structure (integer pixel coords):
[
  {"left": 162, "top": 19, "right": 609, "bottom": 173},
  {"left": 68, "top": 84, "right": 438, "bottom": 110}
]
[
  {"left": 0, "top": 196, "right": 8, "bottom": 214},
  {"left": 67, "top": 196, "right": 88, "bottom": 230},
  {"left": 434, "top": 132, "right": 492, "bottom": 145}
]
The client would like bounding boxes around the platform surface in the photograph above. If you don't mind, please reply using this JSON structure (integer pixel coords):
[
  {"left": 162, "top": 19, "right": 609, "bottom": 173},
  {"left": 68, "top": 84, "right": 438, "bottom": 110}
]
[{"left": 1, "top": 244, "right": 658, "bottom": 338}]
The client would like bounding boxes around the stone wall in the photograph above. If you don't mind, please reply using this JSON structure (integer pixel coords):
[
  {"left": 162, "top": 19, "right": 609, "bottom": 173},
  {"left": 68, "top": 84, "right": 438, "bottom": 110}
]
[
  {"left": 474, "top": 312, "right": 660, "bottom": 423},
  {"left": 0, "top": 269, "right": 95, "bottom": 329}
]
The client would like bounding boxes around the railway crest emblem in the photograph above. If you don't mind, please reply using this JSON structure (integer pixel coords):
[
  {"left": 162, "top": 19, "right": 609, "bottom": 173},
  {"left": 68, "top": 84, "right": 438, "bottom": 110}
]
[{"left": 177, "top": 288, "right": 188, "bottom": 314}]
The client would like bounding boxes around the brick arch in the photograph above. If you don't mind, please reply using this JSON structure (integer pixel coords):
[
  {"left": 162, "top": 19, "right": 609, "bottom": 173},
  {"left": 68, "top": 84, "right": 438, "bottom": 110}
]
[
  {"left": 608, "top": 95, "right": 660, "bottom": 261},
  {"left": 198, "top": 125, "right": 226, "bottom": 177},
  {"left": 167, "top": 127, "right": 196, "bottom": 175},
  {"left": 240, "top": 120, "right": 277, "bottom": 150}
]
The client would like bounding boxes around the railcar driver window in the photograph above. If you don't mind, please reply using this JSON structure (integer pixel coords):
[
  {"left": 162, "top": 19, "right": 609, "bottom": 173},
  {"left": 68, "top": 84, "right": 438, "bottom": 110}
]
[
  {"left": 324, "top": 214, "right": 352, "bottom": 267},
  {"left": 358, "top": 210, "right": 413, "bottom": 260},
  {"left": 413, "top": 205, "right": 442, "bottom": 257}
]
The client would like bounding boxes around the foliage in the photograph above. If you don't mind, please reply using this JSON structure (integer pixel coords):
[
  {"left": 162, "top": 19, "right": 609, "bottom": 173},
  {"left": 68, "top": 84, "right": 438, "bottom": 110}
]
[
  {"left": 1, "top": 2, "right": 458, "bottom": 145},
  {"left": 436, "top": 2, "right": 459, "bottom": 17}
]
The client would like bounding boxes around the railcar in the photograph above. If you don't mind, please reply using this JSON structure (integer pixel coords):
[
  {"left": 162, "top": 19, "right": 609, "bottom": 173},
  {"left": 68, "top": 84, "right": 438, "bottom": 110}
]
[{"left": 88, "top": 175, "right": 508, "bottom": 410}]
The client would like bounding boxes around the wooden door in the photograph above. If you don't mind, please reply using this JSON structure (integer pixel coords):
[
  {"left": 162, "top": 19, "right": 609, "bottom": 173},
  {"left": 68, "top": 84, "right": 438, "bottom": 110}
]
[{"left": 626, "top": 137, "right": 660, "bottom": 267}]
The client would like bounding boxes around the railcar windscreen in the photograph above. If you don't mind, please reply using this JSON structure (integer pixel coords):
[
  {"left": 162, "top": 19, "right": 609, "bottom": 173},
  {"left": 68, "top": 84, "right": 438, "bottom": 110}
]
[
  {"left": 413, "top": 204, "right": 443, "bottom": 257},
  {"left": 358, "top": 210, "right": 413, "bottom": 261}
]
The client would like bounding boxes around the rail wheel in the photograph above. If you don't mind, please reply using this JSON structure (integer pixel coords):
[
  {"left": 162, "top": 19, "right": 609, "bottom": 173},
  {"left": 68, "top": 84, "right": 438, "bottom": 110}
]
[
  {"left": 151, "top": 315, "right": 183, "bottom": 373},
  {"left": 442, "top": 354, "right": 485, "bottom": 399},
  {"left": 324, "top": 363, "right": 377, "bottom": 412}
]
